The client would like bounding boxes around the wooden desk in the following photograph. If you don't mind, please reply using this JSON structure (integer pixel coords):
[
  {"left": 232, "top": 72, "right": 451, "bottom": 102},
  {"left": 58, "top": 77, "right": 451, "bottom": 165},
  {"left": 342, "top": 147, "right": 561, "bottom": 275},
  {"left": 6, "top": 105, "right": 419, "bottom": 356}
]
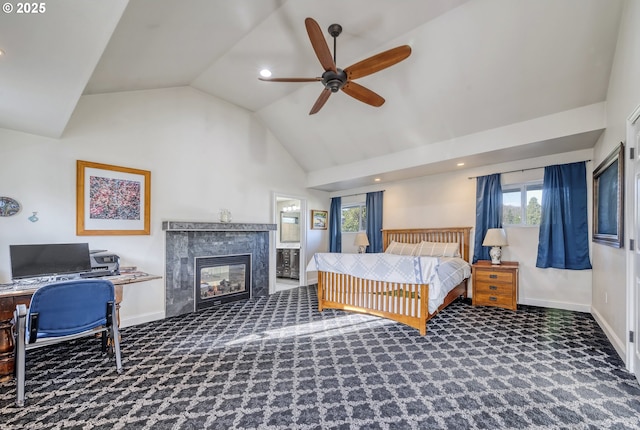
[{"left": 0, "top": 272, "right": 161, "bottom": 382}]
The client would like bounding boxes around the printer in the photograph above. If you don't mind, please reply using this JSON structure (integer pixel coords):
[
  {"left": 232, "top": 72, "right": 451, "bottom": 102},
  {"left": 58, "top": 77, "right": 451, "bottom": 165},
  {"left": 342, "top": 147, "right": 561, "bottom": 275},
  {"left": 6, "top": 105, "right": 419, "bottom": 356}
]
[{"left": 82, "top": 251, "right": 120, "bottom": 277}]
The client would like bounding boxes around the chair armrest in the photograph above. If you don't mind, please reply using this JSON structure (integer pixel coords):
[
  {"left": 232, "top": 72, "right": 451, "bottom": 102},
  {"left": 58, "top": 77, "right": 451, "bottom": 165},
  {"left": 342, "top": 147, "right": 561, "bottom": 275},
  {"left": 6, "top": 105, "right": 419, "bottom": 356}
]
[
  {"left": 14, "top": 304, "right": 27, "bottom": 338},
  {"left": 14, "top": 303, "right": 27, "bottom": 322},
  {"left": 16, "top": 303, "right": 26, "bottom": 315}
]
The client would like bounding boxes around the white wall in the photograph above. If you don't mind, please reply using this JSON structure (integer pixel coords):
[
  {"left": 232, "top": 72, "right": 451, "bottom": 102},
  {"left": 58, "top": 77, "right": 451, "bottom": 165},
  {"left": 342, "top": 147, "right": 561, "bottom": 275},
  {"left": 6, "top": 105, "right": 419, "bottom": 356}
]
[
  {"left": 333, "top": 149, "right": 594, "bottom": 312},
  {"left": 592, "top": 0, "right": 640, "bottom": 361},
  {"left": 0, "top": 86, "right": 328, "bottom": 326}
]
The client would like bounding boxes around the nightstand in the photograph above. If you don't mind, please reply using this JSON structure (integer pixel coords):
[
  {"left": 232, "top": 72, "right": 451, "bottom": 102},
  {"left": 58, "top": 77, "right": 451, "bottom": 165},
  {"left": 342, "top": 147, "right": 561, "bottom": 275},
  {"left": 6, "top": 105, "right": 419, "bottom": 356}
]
[{"left": 472, "top": 261, "right": 519, "bottom": 311}]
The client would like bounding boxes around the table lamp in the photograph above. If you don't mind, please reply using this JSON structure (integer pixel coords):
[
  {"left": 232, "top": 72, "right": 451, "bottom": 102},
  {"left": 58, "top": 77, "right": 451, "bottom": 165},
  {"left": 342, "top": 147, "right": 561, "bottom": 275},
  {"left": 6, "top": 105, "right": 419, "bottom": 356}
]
[
  {"left": 354, "top": 232, "right": 369, "bottom": 254},
  {"left": 482, "top": 228, "right": 508, "bottom": 264}
]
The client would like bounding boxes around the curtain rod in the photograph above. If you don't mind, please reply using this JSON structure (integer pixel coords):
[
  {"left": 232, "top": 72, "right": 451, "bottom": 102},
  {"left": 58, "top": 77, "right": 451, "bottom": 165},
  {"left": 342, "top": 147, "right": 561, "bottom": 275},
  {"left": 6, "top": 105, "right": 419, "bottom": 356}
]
[
  {"left": 333, "top": 190, "right": 386, "bottom": 199},
  {"left": 467, "top": 160, "right": 591, "bottom": 180}
]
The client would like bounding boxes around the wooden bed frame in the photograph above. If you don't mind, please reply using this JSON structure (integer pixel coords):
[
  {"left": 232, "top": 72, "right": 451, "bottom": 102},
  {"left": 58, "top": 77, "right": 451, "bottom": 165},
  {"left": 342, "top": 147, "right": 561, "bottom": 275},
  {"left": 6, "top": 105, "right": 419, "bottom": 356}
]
[{"left": 317, "top": 227, "right": 472, "bottom": 335}]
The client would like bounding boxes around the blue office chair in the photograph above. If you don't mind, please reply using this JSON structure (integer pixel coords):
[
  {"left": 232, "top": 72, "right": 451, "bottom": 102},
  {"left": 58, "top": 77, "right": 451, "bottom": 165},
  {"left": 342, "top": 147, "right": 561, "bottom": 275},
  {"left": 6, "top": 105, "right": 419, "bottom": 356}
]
[{"left": 13, "top": 279, "right": 123, "bottom": 406}]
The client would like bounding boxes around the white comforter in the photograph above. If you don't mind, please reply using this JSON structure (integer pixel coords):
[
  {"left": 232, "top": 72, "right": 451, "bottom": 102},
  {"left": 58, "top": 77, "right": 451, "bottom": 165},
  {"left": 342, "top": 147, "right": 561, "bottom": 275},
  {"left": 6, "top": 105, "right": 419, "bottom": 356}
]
[{"left": 307, "top": 253, "right": 471, "bottom": 314}]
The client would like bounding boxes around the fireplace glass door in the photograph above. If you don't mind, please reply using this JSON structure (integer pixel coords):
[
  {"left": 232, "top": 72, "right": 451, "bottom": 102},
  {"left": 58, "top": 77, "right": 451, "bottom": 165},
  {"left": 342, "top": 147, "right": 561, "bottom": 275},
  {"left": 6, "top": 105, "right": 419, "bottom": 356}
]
[{"left": 195, "top": 254, "right": 251, "bottom": 310}]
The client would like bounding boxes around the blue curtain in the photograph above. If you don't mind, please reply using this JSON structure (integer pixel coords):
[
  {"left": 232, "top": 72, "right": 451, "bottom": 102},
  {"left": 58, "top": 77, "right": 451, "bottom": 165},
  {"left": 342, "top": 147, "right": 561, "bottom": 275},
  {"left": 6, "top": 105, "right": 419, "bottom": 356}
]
[
  {"left": 366, "top": 191, "right": 384, "bottom": 253},
  {"left": 329, "top": 197, "right": 342, "bottom": 253},
  {"left": 473, "top": 174, "right": 502, "bottom": 263},
  {"left": 536, "top": 162, "right": 591, "bottom": 269}
]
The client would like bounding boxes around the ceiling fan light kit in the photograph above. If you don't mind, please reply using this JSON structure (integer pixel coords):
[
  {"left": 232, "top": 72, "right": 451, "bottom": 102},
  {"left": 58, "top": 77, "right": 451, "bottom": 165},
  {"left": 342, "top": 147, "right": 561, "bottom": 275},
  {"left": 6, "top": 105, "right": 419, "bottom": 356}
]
[{"left": 258, "top": 17, "right": 411, "bottom": 115}]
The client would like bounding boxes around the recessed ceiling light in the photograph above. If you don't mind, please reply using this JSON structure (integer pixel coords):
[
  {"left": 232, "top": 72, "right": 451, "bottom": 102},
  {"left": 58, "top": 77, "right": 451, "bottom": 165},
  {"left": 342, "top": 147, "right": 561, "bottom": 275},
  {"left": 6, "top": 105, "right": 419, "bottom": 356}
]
[
  {"left": 0, "top": 49, "right": 5, "bottom": 56},
  {"left": 374, "top": 178, "right": 381, "bottom": 182},
  {"left": 259, "top": 69, "right": 272, "bottom": 78},
  {"left": 457, "top": 162, "right": 465, "bottom": 167}
]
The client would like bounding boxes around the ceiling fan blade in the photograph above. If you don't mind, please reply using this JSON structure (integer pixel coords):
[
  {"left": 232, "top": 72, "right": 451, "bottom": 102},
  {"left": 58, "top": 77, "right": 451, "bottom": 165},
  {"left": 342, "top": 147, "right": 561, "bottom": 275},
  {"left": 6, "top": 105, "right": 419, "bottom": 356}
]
[
  {"left": 305, "top": 18, "right": 337, "bottom": 73},
  {"left": 309, "top": 88, "right": 332, "bottom": 115},
  {"left": 344, "top": 45, "right": 412, "bottom": 80},
  {"left": 258, "top": 77, "right": 322, "bottom": 82},
  {"left": 342, "top": 81, "right": 385, "bottom": 107}
]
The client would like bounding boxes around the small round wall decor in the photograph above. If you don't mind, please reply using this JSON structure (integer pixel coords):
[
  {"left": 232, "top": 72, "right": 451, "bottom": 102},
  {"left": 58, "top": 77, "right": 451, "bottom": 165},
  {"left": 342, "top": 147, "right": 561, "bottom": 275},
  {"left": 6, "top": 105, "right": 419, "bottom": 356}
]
[{"left": 0, "top": 196, "right": 21, "bottom": 217}]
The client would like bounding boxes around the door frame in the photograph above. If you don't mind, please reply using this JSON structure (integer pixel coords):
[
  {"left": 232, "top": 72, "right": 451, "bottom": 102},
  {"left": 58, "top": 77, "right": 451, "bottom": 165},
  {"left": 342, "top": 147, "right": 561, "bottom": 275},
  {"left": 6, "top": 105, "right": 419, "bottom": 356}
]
[
  {"left": 626, "top": 103, "right": 640, "bottom": 379},
  {"left": 271, "top": 192, "right": 307, "bottom": 294}
]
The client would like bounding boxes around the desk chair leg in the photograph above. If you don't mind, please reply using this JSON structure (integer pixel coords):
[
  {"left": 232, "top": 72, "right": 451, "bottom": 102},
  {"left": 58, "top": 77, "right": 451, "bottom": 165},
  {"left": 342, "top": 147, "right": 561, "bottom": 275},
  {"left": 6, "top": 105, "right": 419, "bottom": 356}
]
[
  {"left": 101, "top": 330, "right": 107, "bottom": 353},
  {"left": 14, "top": 305, "right": 27, "bottom": 407}
]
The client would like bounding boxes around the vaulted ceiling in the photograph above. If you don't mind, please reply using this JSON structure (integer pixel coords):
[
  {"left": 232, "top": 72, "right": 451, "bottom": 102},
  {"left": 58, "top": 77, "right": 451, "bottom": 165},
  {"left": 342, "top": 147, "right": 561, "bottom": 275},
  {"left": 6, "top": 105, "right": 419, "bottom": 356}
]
[{"left": 0, "top": 0, "right": 624, "bottom": 191}]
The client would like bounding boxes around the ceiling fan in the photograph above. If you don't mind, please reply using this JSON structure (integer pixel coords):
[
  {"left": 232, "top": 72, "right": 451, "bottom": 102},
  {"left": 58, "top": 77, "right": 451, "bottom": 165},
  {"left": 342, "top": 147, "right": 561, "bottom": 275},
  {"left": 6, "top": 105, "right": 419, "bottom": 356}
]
[{"left": 258, "top": 17, "right": 411, "bottom": 115}]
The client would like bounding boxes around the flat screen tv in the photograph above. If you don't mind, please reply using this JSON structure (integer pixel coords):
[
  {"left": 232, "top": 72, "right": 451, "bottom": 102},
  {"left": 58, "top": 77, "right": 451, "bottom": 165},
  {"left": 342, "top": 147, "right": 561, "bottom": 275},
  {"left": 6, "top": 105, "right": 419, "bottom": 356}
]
[{"left": 9, "top": 243, "right": 91, "bottom": 280}]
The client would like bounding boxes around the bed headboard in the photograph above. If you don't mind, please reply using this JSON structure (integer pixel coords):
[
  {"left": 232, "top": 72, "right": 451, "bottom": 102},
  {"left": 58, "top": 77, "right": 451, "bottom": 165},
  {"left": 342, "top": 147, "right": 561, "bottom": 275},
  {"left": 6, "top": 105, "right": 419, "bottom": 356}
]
[{"left": 382, "top": 227, "right": 472, "bottom": 263}]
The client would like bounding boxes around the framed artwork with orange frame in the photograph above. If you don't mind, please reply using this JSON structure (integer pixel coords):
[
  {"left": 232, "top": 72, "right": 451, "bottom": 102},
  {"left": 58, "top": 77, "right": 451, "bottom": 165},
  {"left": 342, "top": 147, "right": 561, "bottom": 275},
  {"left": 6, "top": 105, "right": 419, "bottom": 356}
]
[{"left": 76, "top": 160, "right": 151, "bottom": 235}]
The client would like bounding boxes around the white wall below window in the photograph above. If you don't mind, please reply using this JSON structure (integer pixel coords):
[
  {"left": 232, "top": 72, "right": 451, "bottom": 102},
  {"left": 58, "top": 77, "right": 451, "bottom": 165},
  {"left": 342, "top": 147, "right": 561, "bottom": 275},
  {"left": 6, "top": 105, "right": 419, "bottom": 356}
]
[
  {"left": 341, "top": 232, "right": 360, "bottom": 254},
  {"left": 505, "top": 227, "right": 592, "bottom": 312}
]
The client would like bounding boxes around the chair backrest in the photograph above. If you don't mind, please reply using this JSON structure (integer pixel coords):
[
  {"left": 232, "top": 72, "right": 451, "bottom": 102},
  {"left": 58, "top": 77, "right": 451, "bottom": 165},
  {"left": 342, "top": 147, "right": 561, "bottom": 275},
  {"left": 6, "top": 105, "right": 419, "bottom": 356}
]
[{"left": 27, "top": 279, "right": 115, "bottom": 340}]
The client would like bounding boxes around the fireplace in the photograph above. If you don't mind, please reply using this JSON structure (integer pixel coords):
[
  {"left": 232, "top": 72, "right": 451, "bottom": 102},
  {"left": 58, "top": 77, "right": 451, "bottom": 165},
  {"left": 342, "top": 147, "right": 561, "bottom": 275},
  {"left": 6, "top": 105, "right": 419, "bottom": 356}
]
[
  {"left": 163, "top": 221, "right": 277, "bottom": 318},
  {"left": 195, "top": 254, "right": 251, "bottom": 310}
]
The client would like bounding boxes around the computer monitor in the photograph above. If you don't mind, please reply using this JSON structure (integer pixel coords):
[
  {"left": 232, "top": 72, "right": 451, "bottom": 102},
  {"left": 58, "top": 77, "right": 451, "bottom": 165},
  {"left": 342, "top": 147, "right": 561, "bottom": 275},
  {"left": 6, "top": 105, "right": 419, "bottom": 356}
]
[{"left": 9, "top": 243, "right": 91, "bottom": 279}]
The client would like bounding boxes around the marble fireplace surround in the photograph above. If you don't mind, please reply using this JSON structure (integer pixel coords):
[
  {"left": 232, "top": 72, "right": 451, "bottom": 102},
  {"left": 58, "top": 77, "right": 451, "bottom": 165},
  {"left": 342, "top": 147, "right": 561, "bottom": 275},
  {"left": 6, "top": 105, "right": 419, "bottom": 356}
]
[{"left": 163, "top": 221, "right": 276, "bottom": 318}]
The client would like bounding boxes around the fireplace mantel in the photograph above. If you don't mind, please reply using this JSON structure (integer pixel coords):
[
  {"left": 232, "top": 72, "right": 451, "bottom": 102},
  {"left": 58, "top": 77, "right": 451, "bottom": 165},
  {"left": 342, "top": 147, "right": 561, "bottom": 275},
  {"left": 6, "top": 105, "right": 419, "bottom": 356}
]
[{"left": 162, "top": 221, "right": 276, "bottom": 232}]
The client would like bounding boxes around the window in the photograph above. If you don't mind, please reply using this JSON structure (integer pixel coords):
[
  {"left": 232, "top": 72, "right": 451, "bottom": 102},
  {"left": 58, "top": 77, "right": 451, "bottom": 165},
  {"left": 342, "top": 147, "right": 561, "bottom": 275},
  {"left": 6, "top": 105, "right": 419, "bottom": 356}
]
[
  {"left": 341, "top": 204, "right": 367, "bottom": 232},
  {"left": 503, "top": 182, "right": 542, "bottom": 226}
]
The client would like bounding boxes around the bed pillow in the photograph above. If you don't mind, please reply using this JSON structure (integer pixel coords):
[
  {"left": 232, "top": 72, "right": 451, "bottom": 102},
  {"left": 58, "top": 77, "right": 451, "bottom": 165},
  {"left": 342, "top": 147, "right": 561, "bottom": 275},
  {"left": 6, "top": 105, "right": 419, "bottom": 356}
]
[
  {"left": 384, "top": 241, "right": 418, "bottom": 256},
  {"left": 414, "top": 241, "right": 460, "bottom": 257}
]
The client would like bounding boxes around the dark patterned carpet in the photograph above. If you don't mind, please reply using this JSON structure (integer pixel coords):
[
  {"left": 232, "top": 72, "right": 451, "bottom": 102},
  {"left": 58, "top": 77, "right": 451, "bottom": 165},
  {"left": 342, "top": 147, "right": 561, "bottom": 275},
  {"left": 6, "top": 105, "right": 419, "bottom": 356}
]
[{"left": 1, "top": 285, "right": 639, "bottom": 429}]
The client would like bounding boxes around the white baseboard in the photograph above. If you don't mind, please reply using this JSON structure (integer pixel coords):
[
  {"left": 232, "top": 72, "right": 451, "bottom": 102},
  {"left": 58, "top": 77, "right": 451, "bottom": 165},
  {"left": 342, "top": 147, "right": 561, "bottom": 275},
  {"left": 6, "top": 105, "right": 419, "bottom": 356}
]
[
  {"left": 306, "top": 273, "right": 318, "bottom": 285},
  {"left": 120, "top": 311, "right": 165, "bottom": 328},
  {"left": 518, "top": 298, "right": 591, "bottom": 313},
  {"left": 591, "top": 306, "right": 627, "bottom": 366}
]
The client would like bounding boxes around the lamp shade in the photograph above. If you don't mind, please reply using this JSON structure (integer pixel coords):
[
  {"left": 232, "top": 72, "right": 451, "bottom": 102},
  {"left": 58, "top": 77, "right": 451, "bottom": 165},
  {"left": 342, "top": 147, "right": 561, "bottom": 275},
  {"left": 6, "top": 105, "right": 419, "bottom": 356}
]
[
  {"left": 354, "top": 232, "right": 370, "bottom": 247},
  {"left": 482, "top": 228, "right": 508, "bottom": 247}
]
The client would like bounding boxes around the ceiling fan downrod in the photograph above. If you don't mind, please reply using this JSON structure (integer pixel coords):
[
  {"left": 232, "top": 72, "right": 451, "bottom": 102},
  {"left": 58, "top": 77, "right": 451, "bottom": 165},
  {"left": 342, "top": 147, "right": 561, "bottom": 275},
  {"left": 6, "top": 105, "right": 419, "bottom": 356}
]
[
  {"left": 328, "top": 23, "right": 342, "bottom": 65},
  {"left": 321, "top": 23, "right": 346, "bottom": 93}
]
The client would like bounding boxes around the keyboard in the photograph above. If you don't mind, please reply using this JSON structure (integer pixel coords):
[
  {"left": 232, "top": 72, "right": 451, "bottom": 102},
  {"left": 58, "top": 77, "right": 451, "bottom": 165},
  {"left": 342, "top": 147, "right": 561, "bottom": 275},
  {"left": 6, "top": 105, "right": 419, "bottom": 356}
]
[{"left": 80, "top": 270, "right": 114, "bottom": 278}]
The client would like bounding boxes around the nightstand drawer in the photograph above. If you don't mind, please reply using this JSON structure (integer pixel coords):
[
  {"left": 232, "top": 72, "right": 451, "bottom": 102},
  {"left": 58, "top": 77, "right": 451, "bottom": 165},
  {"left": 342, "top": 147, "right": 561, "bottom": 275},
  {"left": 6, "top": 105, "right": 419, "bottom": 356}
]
[
  {"left": 474, "top": 270, "right": 513, "bottom": 284},
  {"left": 473, "top": 292, "right": 514, "bottom": 308},
  {"left": 474, "top": 281, "right": 513, "bottom": 297}
]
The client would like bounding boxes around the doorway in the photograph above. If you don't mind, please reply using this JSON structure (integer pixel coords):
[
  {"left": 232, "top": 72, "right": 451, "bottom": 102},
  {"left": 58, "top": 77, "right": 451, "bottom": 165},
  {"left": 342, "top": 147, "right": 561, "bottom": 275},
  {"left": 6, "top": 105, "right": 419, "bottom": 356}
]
[{"left": 273, "top": 193, "right": 306, "bottom": 293}]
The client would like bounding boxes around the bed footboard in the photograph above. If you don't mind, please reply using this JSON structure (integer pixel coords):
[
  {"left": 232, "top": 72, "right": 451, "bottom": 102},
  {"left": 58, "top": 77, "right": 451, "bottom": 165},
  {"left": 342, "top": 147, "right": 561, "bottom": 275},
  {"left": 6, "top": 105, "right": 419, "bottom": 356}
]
[
  {"left": 317, "top": 273, "right": 468, "bottom": 336},
  {"left": 318, "top": 271, "right": 429, "bottom": 336}
]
